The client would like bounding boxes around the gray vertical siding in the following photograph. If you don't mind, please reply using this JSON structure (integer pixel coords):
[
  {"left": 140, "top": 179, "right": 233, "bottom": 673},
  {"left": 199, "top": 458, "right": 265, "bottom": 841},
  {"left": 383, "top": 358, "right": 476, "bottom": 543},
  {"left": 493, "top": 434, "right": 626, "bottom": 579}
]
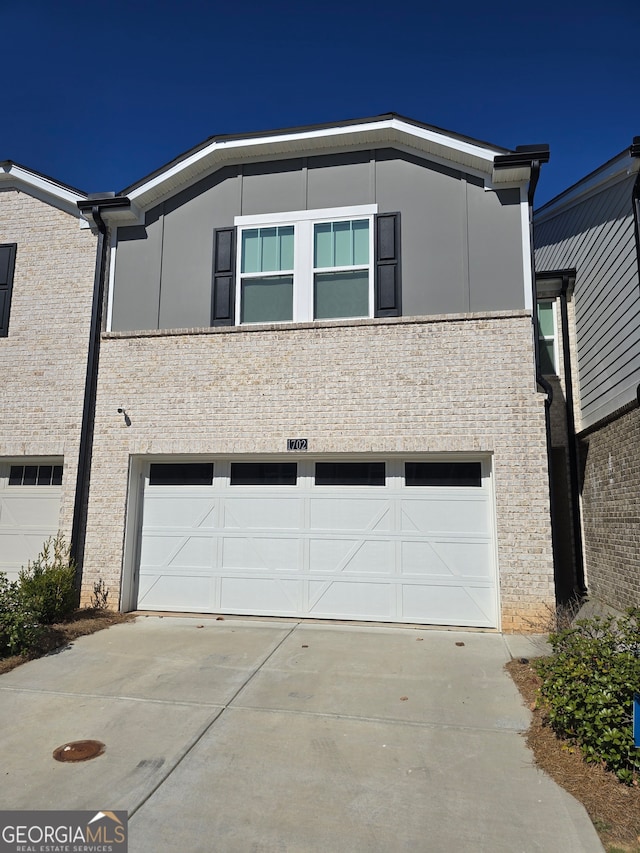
[
  {"left": 375, "top": 152, "right": 469, "bottom": 315},
  {"left": 467, "top": 186, "right": 523, "bottom": 311},
  {"left": 111, "top": 150, "right": 526, "bottom": 331},
  {"left": 111, "top": 212, "right": 163, "bottom": 331},
  {"left": 241, "top": 160, "right": 306, "bottom": 215},
  {"left": 159, "top": 168, "right": 241, "bottom": 329},
  {"left": 535, "top": 174, "right": 640, "bottom": 429},
  {"left": 306, "top": 151, "right": 372, "bottom": 209}
]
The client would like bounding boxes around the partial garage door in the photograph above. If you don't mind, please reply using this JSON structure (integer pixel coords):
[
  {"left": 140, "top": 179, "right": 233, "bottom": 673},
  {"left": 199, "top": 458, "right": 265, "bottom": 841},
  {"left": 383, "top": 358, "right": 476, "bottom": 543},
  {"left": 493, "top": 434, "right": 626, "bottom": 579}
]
[
  {"left": 136, "top": 458, "right": 498, "bottom": 627},
  {"left": 0, "top": 460, "right": 63, "bottom": 582}
]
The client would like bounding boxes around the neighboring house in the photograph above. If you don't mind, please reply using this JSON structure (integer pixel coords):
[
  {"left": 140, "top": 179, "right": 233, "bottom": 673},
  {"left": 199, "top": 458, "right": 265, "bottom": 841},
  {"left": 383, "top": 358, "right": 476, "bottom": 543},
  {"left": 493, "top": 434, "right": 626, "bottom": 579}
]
[
  {"left": 0, "top": 163, "right": 96, "bottom": 580},
  {"left": 74, "top": 114, "right": 555, "bottom": 631},
  {"left": 535, "top": 139, "right": 640, "bottom": 611}
]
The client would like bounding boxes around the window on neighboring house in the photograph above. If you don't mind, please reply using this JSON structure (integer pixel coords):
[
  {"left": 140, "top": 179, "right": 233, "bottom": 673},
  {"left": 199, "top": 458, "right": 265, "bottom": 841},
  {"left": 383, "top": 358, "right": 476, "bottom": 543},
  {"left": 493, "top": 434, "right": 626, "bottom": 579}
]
[
  {"left": 537, "top": 300, "right": 557, "bottom": 374},
  {"left": 0, "top": 244, "right": 17, "bottom": 337},
  {"left": 211, "top": 208, "right": 401, "bottom": 326}
]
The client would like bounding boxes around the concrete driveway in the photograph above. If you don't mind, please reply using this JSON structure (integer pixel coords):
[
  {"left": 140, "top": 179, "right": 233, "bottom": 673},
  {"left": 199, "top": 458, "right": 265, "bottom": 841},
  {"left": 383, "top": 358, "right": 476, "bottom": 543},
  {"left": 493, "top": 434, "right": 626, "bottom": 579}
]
[{"left": 0, "top": 617, "right": 602, "bottom": 852}]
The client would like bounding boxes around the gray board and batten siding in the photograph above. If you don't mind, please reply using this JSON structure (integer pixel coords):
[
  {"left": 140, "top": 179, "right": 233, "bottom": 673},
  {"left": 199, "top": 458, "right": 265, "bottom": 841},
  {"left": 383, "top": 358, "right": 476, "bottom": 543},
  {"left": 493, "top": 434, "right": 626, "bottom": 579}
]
[
  {"left": 110, "top": 149, "right": 525, "bottom": 333},
  {"left": 535, "top": 173, "right": 640, "bottom": 430}
]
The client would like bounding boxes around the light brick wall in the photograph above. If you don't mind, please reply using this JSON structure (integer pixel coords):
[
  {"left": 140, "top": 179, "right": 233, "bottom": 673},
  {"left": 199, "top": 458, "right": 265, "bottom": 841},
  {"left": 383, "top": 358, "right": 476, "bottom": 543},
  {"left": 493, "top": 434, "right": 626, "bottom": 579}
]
[
  {"left": 580, "top": 406, "right": 640, "bottom": 610},
  {"left": 0, "top": 190, "right": 96, "bottom": 536},
  {"left": 83, "top": 310, "right": 555, "bottom": 631}
]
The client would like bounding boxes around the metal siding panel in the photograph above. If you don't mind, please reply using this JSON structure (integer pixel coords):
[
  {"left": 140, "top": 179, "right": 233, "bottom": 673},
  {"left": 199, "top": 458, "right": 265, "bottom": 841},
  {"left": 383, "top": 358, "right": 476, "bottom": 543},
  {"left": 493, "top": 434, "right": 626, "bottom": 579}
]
[{"left": 535, "top": 175, "right": 640, "bottom": 425}]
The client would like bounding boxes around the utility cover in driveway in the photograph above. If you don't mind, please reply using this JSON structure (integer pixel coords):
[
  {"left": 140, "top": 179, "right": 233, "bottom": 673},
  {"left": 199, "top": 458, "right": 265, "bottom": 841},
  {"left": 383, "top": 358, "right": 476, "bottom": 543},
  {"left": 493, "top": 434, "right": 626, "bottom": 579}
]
[{"left": 136, "top": 458, "right": 497, "bottom": 627}]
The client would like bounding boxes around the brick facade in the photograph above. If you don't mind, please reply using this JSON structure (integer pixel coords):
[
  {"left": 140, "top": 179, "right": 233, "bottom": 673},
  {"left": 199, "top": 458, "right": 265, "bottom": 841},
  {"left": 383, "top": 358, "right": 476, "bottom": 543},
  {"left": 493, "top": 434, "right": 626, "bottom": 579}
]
[
  {"left": 579, "top": 405, "right": 640, "bottom": 610},
  {"left": 0, "top": 190, "right": 96, "bottom": 537},
  {"left": 82, "top": 309, "right": 556, "bottom": 631}
]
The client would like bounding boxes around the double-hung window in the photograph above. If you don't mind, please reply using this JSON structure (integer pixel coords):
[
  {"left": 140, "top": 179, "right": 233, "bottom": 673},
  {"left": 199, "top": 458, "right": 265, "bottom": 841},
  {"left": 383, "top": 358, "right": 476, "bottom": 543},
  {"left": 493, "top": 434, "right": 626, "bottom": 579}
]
[
  {"left": 234, "top": 206, "right": 376, "bottom": 325},
  {"left": 240, "top": 226, "right": 295, "bottom": 323}
]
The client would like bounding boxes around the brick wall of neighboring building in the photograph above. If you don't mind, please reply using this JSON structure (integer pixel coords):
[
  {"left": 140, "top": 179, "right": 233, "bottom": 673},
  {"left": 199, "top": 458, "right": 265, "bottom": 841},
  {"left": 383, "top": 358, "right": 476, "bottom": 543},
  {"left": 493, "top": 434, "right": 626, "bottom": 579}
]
[
  {"left": 0, "top": 190, "right": 96, "bottom": 535},
  {"left": 82, "top": 309, "right": 556, "bottom": 631},
  {"left": 580, "top": 405, "right": 640, "bottom": 610}
]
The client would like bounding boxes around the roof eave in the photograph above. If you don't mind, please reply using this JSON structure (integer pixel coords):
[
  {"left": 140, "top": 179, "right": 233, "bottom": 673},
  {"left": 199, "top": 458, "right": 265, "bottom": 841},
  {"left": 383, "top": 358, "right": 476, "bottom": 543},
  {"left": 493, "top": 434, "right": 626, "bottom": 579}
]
[
  {"left": 0, "top": 161, "right": 88, "bottom": 219},
  {"left": 124, "top": 117, "right": 508, "bottom": 214},
  {"left": 535, "top": 144, "right": 640, "bottom": 223}
]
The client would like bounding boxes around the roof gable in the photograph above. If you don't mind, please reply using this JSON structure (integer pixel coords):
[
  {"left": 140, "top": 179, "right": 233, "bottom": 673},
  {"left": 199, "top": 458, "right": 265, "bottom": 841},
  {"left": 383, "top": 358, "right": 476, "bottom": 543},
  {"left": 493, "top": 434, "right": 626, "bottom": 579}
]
[
  {"left": 0, "top": 161, "right": 88, "bottom": 220},
  {"left": 116, "top": 115, "right": 521, "bottom": 222}
]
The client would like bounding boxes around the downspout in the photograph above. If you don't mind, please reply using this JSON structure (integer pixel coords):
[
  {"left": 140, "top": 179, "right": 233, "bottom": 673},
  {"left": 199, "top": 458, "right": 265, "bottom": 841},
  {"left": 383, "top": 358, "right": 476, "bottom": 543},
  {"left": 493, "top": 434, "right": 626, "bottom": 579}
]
[
  {"left": 525, "top": 159, "right": 563, "bottom": 602},
  {"left": 558, "top": 274, "right": 586, "bottom": 594},
  {"left": 494, "top": 145, "right": 561, "bottom": 599},
  {"left": 71, "top": 196, "right": 130, "bottom": 589}
]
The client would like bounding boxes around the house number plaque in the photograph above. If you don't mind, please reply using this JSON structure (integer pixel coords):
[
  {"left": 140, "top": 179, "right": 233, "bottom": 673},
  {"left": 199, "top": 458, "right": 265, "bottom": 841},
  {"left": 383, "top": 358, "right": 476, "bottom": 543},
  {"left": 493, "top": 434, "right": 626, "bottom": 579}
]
[{"left": 287, "top": 438, "right": 308, "bottom": 451}]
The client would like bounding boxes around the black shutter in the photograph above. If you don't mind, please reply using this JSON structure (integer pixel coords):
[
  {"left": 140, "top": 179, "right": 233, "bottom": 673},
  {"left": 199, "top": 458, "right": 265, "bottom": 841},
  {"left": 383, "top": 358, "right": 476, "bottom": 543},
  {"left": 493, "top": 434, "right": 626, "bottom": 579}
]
[
  {"left": 211, "top": 228, "right": 235, "bottom": 326},
  {"left": 0, "top": 244, "right": 17, "bottom": 337},
  {"left": 374, "top": 213, "right": 401, "bottom": 317}
]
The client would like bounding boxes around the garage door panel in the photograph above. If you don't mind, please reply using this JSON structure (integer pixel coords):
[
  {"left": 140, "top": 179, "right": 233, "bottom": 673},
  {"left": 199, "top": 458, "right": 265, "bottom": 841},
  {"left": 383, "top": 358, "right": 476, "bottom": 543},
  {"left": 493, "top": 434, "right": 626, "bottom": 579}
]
[
  {"left": 140, "top": 535, "right": 215, "bottom": 569},
  {"left": 138, "top": 572, "right": 213, "bottom": 612},
  {"left": 223, "top": 498, "right": 301, "bottom": 530},
  {"left": 308, "top": 580, "right": 392, "bottom": 619},
  {"left": 402, "top": 583, "right": 495, "bottom": 627},
  {"left": 220, "top": 577, "right": 301, "bottom": 613},
  {"left": 142, "top": 496, "right": 217, "bottom": 529},
  {"left": 401, "top": 497, "right": 488, "bottom": 535},
  {"left": 401, "top": 539, "right": 493, "bottom": 580},
  {"left": 0, "top": 495, "right": 60, "bottom": 528},
  {"left": 221, "top": 536, "right": 300, "bottom": 571},
  {"left": 309, "top": 538, "right": 394, "bottom": 574},
  {"left": 309, "top": 499, "right": 392, "bottom": 532}
]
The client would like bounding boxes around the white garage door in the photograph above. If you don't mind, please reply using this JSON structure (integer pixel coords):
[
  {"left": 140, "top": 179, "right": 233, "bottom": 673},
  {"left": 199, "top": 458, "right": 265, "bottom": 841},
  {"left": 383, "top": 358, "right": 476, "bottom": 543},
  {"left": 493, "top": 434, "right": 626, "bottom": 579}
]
[
  {"left": 0, "top": 461, "right": 63, "bottom": 582},
  {"left": 136, "top": 458, "right": 498, "bottom": 627}
]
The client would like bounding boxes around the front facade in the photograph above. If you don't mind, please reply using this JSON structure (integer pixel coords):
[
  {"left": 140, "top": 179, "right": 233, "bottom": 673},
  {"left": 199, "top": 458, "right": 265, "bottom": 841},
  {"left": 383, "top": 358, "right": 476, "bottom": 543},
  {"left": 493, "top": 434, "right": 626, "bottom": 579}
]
[
  {"left": 535, "top": 140, "right": 640, "bottom": 611},
  {"left": 0, "top": 164, "right": 95, "bottom": 579},
  {"left": 75, "top": 116, "right": 555, "bottom": 631}
]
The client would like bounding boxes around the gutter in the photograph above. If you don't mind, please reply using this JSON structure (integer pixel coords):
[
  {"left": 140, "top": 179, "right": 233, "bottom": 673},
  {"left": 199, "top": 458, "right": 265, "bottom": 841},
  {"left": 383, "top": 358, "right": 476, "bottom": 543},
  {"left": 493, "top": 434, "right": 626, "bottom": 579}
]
[{"left": 70, "top": 194, "right": 131, "bottom": 584}]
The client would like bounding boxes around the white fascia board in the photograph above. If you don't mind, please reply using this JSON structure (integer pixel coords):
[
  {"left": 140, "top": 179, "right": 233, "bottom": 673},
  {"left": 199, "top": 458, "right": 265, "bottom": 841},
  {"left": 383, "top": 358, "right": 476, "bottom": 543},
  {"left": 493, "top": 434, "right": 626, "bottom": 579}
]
[
  {"left": 387, "top": 117, "right": 501, "bottom": 163},
  {"left": 0, "top": 164, "right": 87, "bottom": 221},
  {"left": 535, "top": 153, "right": 640, "bottom": 224},
  {"left": 128, "top": 118, "right": 501, "bottom": 210}
]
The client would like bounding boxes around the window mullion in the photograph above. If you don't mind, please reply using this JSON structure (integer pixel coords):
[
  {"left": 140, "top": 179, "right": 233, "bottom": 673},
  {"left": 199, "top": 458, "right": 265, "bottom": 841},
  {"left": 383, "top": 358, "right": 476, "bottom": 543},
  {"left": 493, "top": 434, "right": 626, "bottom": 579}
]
[{"left": 295, "top": 221, "right": 312, "bottom": 322}]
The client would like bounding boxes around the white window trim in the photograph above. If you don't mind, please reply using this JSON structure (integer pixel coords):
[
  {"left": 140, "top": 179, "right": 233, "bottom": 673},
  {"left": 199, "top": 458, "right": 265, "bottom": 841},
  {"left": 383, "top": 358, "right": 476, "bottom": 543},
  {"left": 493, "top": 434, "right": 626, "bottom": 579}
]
[{"left": 234, "top": 205, "right": 378, "bottom": 325}]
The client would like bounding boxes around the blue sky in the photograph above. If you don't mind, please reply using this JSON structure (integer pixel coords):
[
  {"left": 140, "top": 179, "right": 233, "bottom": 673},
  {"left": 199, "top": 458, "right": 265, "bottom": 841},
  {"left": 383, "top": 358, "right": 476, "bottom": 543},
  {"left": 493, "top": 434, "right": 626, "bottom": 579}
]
[{"left": 4, "top": 0, "right": 638, "bottom": 206}]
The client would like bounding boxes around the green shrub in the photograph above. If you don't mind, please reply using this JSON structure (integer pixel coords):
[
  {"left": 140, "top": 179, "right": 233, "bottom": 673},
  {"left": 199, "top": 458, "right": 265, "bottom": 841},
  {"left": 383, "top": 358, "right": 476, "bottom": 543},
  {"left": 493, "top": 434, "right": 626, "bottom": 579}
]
[
  {"left": 534, "top": 610, "right": 640, "bottom": 784},
  {"left": 18, "top": 533, "right": 77, "bottom": 625},
  {"left": 0, "top": 573, "right": 44, "bottom": 657}
]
